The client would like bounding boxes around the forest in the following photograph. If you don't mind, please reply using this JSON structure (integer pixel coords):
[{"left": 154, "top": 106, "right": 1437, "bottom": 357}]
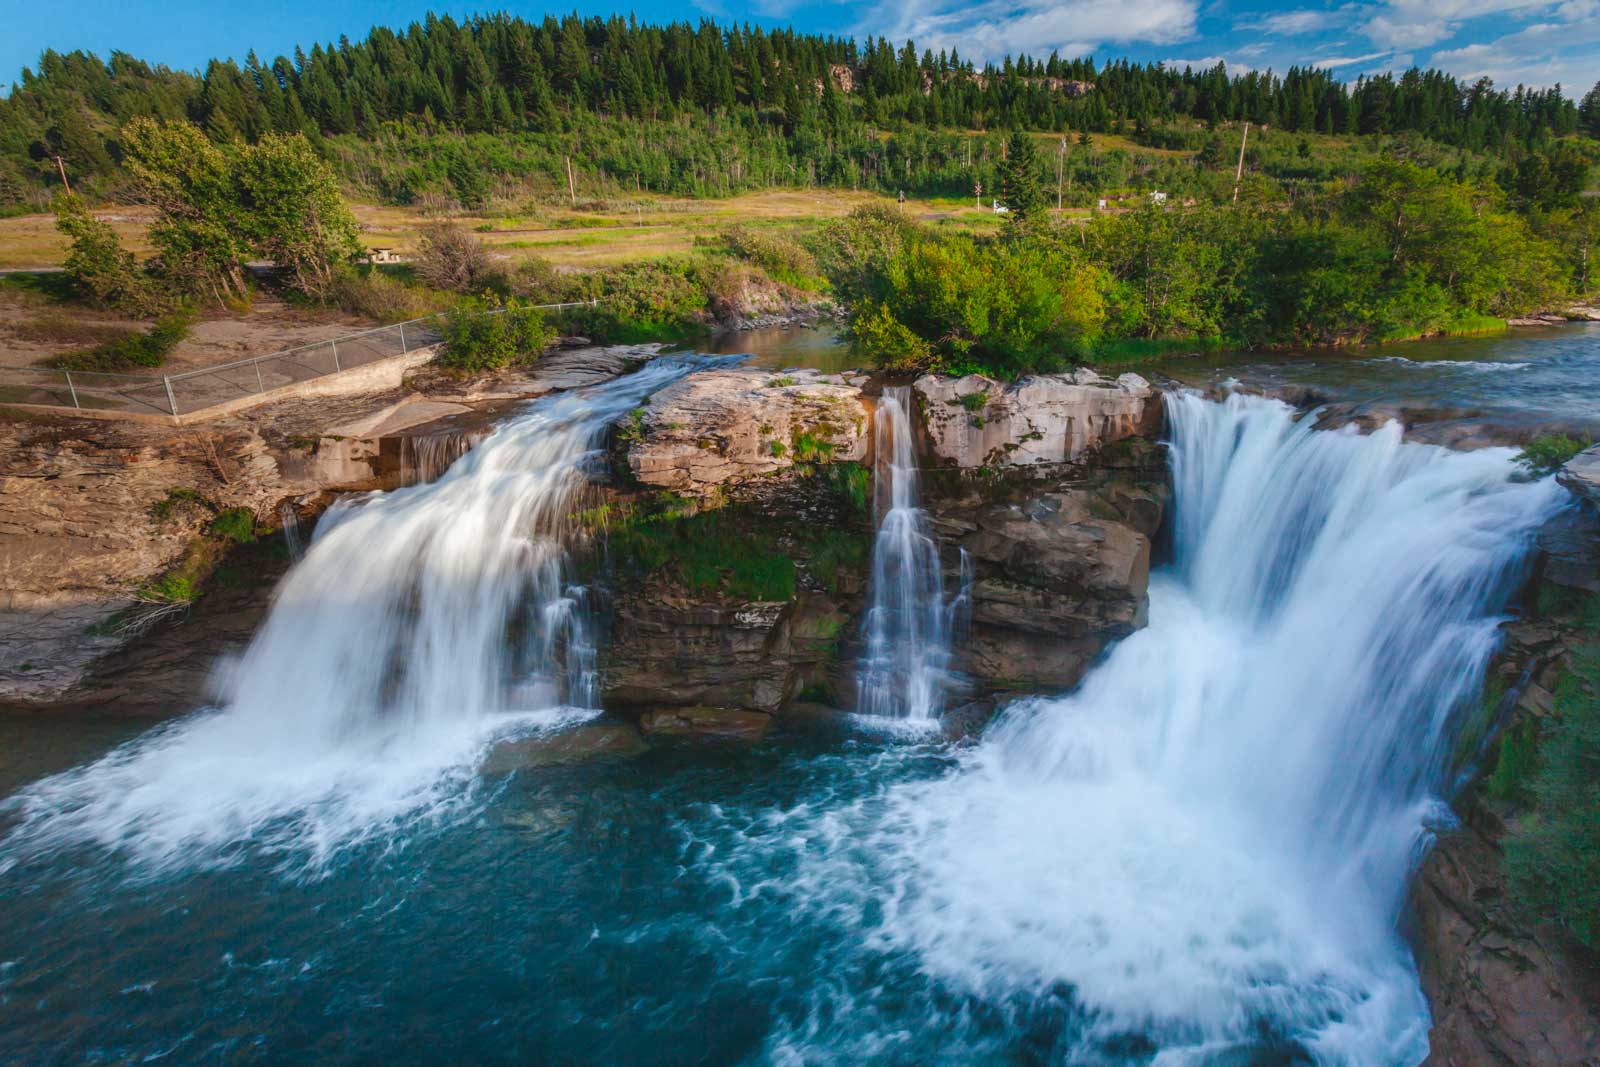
[{"left": 3, "top": 11, "right": 1599, "bottom": 209}]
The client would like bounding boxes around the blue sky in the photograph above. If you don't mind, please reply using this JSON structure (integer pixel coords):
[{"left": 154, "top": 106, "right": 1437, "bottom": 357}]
[{"left": 5, "top": 0, "right": 1598, "bottom": 94}]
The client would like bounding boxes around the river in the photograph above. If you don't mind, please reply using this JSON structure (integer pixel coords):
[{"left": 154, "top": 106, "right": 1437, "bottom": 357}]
[{"left": 0, "top": 324, "right": 1588, "bottom": 1064}]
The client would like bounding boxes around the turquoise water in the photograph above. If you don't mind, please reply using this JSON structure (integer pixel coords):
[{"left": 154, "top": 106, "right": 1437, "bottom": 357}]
[{"left": 0, "top": 723, "right": 1039, "bottom": 1065}]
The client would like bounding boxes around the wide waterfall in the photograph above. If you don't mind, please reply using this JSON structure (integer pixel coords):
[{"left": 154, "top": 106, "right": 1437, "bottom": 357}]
[
  {"left": 856, "top": 385, "right": 967, "bottom": 720},
  {"left": 727, "top": 390, "right": 1566, "bottom": 1063},
  {"left": 1, "top": 357, "right": 717, "bottom": 872}
]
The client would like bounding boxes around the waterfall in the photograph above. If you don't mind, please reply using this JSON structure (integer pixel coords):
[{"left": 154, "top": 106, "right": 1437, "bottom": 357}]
[
  {"left": 786, "top": 391, "right": 1566, "bottom": 1062},
  {"left": 277, "top": 503, "right": 304, "bottom": 561},
  {"left": 857, "top": 386, "right": 967, "bottom": 721},
  {"left": 1, "top": 357, "right": 718, "bottom": 872},
  {"left": 399, "top": 431, "right": 481, "bottom": 486}
]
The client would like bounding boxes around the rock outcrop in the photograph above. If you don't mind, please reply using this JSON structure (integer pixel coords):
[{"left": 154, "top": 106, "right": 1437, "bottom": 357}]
[
  {"left": 929, "top": 437, "right": 1169, "bottom": 691},
  {"left": 913, "top": 370, "right": 1159, "bottom": 469},
  {"left": 623, "top": 368, "right": 869, "bottom": 496},
  {"left": 1559, "top": 445, "right": 1600, "bottom": 509},
  {"left": 1414, "top": 819, "right": 1600, "bottom": 1066}
]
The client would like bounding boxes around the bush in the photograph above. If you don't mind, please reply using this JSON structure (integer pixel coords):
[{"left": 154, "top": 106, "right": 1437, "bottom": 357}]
[
  {"left": 1516, "top": 434, "right": 1591, "bottom": 477},
  {"left": 52, "top": 193, "right": 169, "bottom": 316},
  {"left": 414, "top": 222, "right": 503, "bottom": 293},
  {"left": 330, "top": 266, "right": 456, "bottom": 323},
  {"left": 52, "top": 310, "right": 193, "bottom": 371},
  {"left": 436, "top": 300, "right": 554, "bottom": 372},
  {"left": 713, "top": 225, "right": 824, "bottom": 290},
  {"left": 209, "top": 507, "right": 257, "bottom": 545}
]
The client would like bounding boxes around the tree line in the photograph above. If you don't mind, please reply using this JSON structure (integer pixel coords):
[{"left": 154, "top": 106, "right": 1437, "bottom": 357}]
[{"left": 3, "top": 11, "right": 1597, "bottom": 209}]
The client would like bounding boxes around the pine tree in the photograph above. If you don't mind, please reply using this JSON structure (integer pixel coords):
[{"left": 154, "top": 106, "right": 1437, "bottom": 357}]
[
  {"left": 1582, "top": 81, "right": 1600, "bottom": 137},
  {"left": 999, "top": 129, "right": 1044, "bottom": 219}
]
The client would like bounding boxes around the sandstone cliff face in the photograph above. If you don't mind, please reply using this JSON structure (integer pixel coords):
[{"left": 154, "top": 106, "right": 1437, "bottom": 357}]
[
  {"left": 623, "top": 368, "right": 869, "bottom": 496},
  {"left": 913, "top": 370, "right": 1159, "bottom": 468}
]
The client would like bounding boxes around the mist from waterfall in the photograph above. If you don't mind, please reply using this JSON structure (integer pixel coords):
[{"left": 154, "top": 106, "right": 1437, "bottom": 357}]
[
  {"left": 0, "top": 357, "right": 720, "bottom": 873},
  {"left": 857, "top": 385, "right": 967, "bottom": 721},
  {"left": 725, "top": 390, "right": 1566, "bottom": 1063}
]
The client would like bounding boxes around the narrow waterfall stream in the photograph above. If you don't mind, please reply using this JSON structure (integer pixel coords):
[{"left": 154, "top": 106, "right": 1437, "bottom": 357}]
[
  {"left": 1, "top": 356, "right": 718, "bottom": 872},
  {"left": 856, "top": 385, "right": 967, "bottom": 720}
]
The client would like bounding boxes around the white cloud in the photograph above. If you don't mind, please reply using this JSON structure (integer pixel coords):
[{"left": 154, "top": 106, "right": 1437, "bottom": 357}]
[
  {"left": 1361, "top": 0, "right": 1567, "bottom": 51},
  {"left": 1307, "top": 49, "right": 1394, "bottom": 67},
  {"left": 1428, "top": 15, "right": 1600, "bottom": 86},
  {"left": 1247, "top": 9, "right": 1340, "bottom": 35},
  {"left": 866, "top": 0, "right": 1199, "bottom": 65}
]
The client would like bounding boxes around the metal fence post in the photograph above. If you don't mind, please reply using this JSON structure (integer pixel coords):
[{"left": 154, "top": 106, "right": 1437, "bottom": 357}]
[
  {"left": 331, "top": 339, "right": 341, "bottom": 372},
  {"left": 399, "top": 322, "right": 408, "bottom": 353},
  {"left": 64, "top": 370, "right": 80, "bottom": 410},
  {"left": 255, "top": 361, "right": 265, "bottom": 393},
  {"left": 163, "top": 375, "right": 178, "bottom": 417}
]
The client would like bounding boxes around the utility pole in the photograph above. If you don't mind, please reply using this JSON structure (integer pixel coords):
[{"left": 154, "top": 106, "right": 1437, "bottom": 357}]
[
  {"left": 1057, "top": 137, "right": 1066, "bottom": 211},
  {"left": 565, "top": 155, "right": 576, "bottom": 205},
  {"left": 1232, "top": 122, "right": 1250, "bottom": 205},
  {"left": 51, "top": 155, "right": 71, "bottom": 194}
]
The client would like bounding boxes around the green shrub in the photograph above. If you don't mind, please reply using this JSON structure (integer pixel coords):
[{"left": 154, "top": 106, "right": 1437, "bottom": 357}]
[
  {"left": 713, "top": 225, "right": 825, "bottom": 290},
  {"left": 1504, "top": 643, "right": 1600, "bottom": 949},
  {"left": 209, "top": 507, "right": 257, "bottom": 544},
  {"left": 437, "top": 300, "right": 554, "bottom": 372},
  {"left": 606, "top": 509, "right": 796, "bottom": 602},
  {"left": 53, "top": 310, "right": 193, "bottom": 371},
  {"left": 138, "top": 573, "right": 197, "bottom": 604},
  {"left": 825, "top": 462, "right": 871, "bottom": 519},
  {"left": 805, "top": 529, "right": 869, "bottom": 595},
  {"left": 1516, "top": 434, "right": 1591, "bottom": 477},
  {"left": 53, "top": 193, "right": 170, "bottom": 316},
  {"left": 330, "top": 266, "right": 456, "bottom": 323}
]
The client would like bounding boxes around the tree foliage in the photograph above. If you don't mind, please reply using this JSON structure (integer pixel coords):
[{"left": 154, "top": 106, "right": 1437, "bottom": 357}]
[
  {"left": 119, "top": 118, "right": 356, "bottom": 301},
  {"left": 824, "top": 157, "right": 1576, "bottom": 375},
  {"left": 52, "top": 192, "right": 167, "bottom": 315},
  {"left": 0, "top": 14, "right": 1590, "bottom": 208},
  {"left": 999, "top": 129, "right": 1044, "bottom": 219}
]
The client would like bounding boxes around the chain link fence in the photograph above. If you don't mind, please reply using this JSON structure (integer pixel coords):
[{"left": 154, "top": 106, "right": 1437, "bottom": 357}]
[{"left": 0, "top": 301, "right": 595, "bottom": 419}]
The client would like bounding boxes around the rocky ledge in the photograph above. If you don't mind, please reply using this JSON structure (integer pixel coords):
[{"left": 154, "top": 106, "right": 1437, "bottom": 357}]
[
  {"left": 914, "top": 370, "right": 1160, "bottom": 468},
  {"left": 623, "top": 367, "right": 869, "bottom": 496}
]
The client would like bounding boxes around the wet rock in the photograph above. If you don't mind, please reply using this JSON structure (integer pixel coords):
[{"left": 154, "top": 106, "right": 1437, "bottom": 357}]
[
  {"left": 1558, "top": 445, "right": 1600, "bottom": 509},
  {"left": 481, "top": 721, "right": 648, "bottom": 772},
  {"left": 623, "top": 368, "right": 868, "bottom": 497},
  {"left": 637, "top": 706, "right": 772, "bottom": 741},
  {"left": 913, "top": 370, "right": 1159, "bottom": 469},
  {"left": 602, "top": 598, "right": 796, "bottom": 713},
  {"left": 932, "top": 457, "right": 1168, "bottom": 694}
]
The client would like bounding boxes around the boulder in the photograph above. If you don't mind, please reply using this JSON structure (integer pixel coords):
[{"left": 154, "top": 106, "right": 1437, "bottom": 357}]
[
  {"left": 1558, "top": 445, "right": 1600, "bottom": 509},
  {"left": 623, "top": 368, "right": 869, "bottom": 496},
  {"left": 913, "top": 369, "right": 1159, "bottom": 468}
]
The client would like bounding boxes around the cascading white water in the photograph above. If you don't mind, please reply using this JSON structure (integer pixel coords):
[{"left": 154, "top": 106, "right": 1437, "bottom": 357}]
[
  {"left": 763, "top": 391, "right": 1566, "bottom": 1062},
  {"left": 856, "top": 386, "right": 967, "bottom": 720},
  {"left": 277, "top": 503, "right": 304, "bottom": 561},
  {"left": 1, "top": 357, "right": 716, "bottom": 872}
]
